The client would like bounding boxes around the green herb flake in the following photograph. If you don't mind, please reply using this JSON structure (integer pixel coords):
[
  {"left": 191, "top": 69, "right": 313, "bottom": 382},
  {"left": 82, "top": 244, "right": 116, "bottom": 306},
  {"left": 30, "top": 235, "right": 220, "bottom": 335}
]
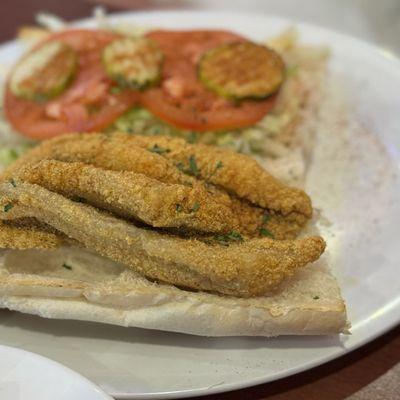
[
  {"left": 176, "top": 161, "right": 185, "bottom": 172},
  {"left": 175, "top": 204, "right": 183, "bottom": 213},
  {"left": 262, "top": 212, "right": 270, "bottom": 224},
  {"left": 188, "top": 155, "right": 200, "bottom": 177},
  {"left": 110, "top": 86, "right": 123, "bottom": 95},
  {"left": 62, "top": 263, "right": 72, "bottom": 271},
  {"left": 190, "top": 201, "right": 200, "bottom": 213},
  {"left": 259, "top": 227, "right": 274, "bottom": 238},
  {"left": 148, "top": 144, "right": 170, "bottom": 155},
  {"left": 207, "top": 160, "right": 224, "bottom": 180},
  {"left": 3, "top": 203, "right": 13, "bottom": 213},
  {"left": 313, "top": 295, "right": 320, "bottom": 300},
  {"left": 9, "top": 179, "right": 17, "bottom": 188},
  {"left": 214, "top": 230, "right": 244, "bottom": 246},
  {"left": 186, "top": 132, "right": 198, "bottom": 144},
  {"left": 227, "top": 231, "right": 243, "bottom": 242}
]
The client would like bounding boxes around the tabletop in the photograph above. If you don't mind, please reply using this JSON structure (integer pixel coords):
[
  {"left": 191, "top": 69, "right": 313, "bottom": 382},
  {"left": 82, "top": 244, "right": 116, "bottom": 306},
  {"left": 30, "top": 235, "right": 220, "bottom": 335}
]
[{"left": 0, "top": 1, "right": 399, "bottom": 399}]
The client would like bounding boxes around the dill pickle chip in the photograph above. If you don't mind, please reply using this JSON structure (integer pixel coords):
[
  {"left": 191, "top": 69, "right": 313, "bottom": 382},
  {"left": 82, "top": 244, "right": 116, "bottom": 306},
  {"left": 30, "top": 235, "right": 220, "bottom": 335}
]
[
  {"left": 199, "top": 41, "right": 285, "bottom": 100},
  {"left": 102, "top": 37, "right": 163, "bottom": 89},
  {"left": 10, "top": 40, "right": 77, "bottom": 101}
]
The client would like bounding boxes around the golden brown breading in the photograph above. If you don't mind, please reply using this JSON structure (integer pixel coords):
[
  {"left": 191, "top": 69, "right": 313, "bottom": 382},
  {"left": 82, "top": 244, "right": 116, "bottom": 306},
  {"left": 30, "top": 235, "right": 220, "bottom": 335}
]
[
  {"left": 111, "top": 133, "right": 313, "bottom": 218},
  {"left": 0, "top": 221, "right": 62, "bottom": 249},
  {"left": 3, "top": 132, "right": 309, "bottom": 238},
  {"left": 0, "top": 182, "right": 325, "bottom": 297},
  {"left": 3, "top": 133, "right": 189, "bottom": 185},
  {"left": 16, "top": 159, "right": 240, "bottom": 233}
]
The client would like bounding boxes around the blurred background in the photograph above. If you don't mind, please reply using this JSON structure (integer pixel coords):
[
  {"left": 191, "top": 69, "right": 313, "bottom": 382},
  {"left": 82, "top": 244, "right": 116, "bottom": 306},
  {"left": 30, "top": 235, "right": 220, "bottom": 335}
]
[{"left": 0, "top": 0, "right": 399, "bottom": 55}]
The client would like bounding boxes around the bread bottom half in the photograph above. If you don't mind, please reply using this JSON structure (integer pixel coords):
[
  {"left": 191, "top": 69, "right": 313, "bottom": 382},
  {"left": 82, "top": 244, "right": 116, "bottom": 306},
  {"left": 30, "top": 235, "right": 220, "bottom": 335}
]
[{"left": 0, "top": 246, "right": 348, "bottom": 337}]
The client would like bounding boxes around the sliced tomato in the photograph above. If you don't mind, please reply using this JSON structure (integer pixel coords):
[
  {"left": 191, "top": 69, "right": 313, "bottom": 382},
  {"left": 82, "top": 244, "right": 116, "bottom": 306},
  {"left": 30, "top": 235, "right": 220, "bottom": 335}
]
[
  {"left": 142, "top": 30, "right": 278, "bottom": 131},
  {"left": 5, "top": 29, "right": 139, "bottom": 139}
]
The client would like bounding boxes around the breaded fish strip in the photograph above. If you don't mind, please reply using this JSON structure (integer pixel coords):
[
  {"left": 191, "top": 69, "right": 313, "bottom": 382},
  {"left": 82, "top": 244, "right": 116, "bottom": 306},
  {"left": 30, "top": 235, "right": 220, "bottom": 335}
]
[
  {"left": 16, "top": 160, "right": 240, "bottom": 233},
  {"left": 112, "top": 133, "right": 313, "bottom": 217},
  {"left": 0, "top": 221, "right": 62, "bottom": 249},
  {"left": 3, "top": 133, "right": 188, "bottom": 185},
  {"left": 0, "top": 182, "right": 325, "bottom": 297},
  {"left": 3, "top": 133, "right": 306, "bottom": 239}
]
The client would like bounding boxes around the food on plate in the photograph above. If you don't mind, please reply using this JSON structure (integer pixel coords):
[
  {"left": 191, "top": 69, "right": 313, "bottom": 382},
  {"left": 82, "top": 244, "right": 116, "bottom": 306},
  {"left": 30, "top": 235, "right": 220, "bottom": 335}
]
[
  {"left": 0, "top": 130, "right": 348, "bottom": 335},
  {"left": 4, "top": 132, "right": 311, "bottom": 238},
  {"left": 0, "top": 133, "right": 323, "bottom": 297},
  {"left": 102, "top": 37, "right": 163, "bottom": 89},
  {"left": 0, "top": 23, "right": 329, "bottom": 188},
  {"left": 4, "top": 29, "right": 139, "bottom": 139},
  {"left": 4, "top": 28, "right": 279, "bottom": 139},
  {"left": 116, "top": 134, "right": 311, "bottom": 216},
  {"left": 0, "top": 180, "right": 324, "bottom": 298},
  {"left": 198, "top": 41, "right": 284, "bottom": 100},
  {"left": 10, "top": 40, "right": 77, "bottom": 101},
  {"left": 0, "top": 17, "right": 347, "bottom": 336}
]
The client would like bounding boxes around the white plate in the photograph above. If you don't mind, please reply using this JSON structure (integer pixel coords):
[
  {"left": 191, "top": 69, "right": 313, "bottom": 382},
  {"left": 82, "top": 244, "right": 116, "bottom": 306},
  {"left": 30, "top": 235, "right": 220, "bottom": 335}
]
[
  {"left": 0, "top": 10, "right": 399, "bottom": 399},
  {"left": 0, "top": 345, "right": 113, "bottom": 400}
]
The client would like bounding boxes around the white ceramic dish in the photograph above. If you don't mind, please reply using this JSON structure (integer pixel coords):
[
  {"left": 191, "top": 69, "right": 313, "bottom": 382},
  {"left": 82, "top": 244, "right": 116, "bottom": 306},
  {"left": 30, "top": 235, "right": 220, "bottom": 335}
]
[
  {"left": 0, "top": 345, "right": 113, "bottom": 400},
  {"left": 0, "top": 10, "right": 399, "bottom": 399}
]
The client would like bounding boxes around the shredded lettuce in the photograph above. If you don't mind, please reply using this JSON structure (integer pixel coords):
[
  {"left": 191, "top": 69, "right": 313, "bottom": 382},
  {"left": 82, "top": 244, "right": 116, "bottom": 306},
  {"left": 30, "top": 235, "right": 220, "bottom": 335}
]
[
  {"left": 111, "top": 106, "right": 293, "bottom": 158},
  {"left": 113, "top": 107, "right": 180, "bottom": 137},
  {"left": 0, "top": 144, "right": 31, "bottom": 168}
]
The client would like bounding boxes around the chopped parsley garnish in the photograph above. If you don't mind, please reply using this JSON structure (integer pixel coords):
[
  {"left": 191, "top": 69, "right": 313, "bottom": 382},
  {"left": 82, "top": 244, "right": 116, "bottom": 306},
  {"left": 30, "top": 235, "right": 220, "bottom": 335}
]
[
  {"left": 214, "top": 231, "right": 244, "bottom": 246},
  {"left": 188, "top": 155, "right": 200, "bottom": 177},
  {"left": 190, "top": 201, "right": 200, "bottom": 213},
  {"left": 110, "top": 86, "right": 123, "bottom": 95},
  {"left": 175, "top": 204, "right": 183, "bottom": 213},
  {"left": 9, "top": 179, "right": 16, "bottom": 188},
  {"left": 176, "top": 156, "right": 201, "bottom": 177},
  {"left": 186, "top": 132, "right": 199, "bottom": 144},
  {"left": 262, "top": 212, "right": 270, "bottom": 224},
  {"left": 3, "top": 203, "right": 13, "bottom": 213},
  {"left": 313, "top": 295, "right": 320, "bottom": 300},
  {"left": 62, "top": 262, "right": 72, "bottom": 271},
  {"left": 208, "top": 160, "right": 224, "bottom": 179},
  {"left": 259, "top": 227, "right": 274, "bottom": 238},
  {"left": 148, "top": 144, "right": 170, "bottom": 155}
]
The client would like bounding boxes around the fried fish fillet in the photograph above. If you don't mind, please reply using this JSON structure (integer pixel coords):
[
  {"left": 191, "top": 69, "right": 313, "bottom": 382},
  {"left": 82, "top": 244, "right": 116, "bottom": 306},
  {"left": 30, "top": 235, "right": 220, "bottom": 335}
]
[
  {"left": 112, "top": 133, "right": 312, "bottom": 217},
  {"left": 0, "top": 182, "right": 325, "bottom": 297},
  {"left": 3, "top": 132, "right": 309, "bottom": 238},
  {"left": 3, "top": 133, "right": 190, "bottom": 186},
  {"left": 16, "top": 159, "right": 241, "bottom": 233}
]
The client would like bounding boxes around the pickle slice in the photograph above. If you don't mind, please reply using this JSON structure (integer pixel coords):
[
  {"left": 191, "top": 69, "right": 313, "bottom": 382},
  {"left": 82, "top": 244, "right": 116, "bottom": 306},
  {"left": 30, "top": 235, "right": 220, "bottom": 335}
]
[
  {"left": 10, "top": 40, "right": 77, "bottom": 101},
  {"left": 199, "top": 41, "right": 285, "bottom": 100},
  {"left": 103, "top": 37, "right": 163, "bottom": 89}
]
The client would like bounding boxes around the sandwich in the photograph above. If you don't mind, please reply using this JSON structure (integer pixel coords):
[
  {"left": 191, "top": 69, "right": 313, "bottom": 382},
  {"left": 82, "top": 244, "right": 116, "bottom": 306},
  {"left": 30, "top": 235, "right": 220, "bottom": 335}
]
[{"left": 0, "top": 20, "right": 347, "bottom": 336}]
